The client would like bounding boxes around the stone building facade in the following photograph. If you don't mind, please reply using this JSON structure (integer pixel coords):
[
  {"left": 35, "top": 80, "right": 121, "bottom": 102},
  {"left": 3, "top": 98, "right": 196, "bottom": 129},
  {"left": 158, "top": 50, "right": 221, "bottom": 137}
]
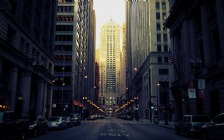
[
  {"left": 0, "top": 0, "right": 57, "bottom": 119},
  {"left": 165, "top": 0, "right": 224, "bottom": 120}
]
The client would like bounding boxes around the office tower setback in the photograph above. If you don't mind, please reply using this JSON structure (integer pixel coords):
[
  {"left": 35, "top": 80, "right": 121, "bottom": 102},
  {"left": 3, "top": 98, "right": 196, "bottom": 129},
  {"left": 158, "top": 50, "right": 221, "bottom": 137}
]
[
  {"left": 53, "top": 0, "right": 95, "bottom": 116},
  {"left": 125, "top": 0, "right": 174, "bottom": 121},
  {"left": 99, "top": 19, "right": 121, "bottom": 114}
]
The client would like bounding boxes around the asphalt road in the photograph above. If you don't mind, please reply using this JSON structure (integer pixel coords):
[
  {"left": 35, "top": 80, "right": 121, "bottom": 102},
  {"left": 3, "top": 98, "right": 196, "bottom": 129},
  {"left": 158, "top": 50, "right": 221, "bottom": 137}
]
[{"left": 31, "top": 117, "right": 199, "bottom": 140}]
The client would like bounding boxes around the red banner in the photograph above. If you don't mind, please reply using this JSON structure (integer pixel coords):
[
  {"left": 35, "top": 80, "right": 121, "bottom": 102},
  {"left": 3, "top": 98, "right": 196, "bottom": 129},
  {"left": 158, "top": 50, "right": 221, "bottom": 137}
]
[
  {"left": 73, "top": 100, "right": 84, "bottom": 107},
  {"left": 198, "top": 89, "right": 206, "bottom": 98}
]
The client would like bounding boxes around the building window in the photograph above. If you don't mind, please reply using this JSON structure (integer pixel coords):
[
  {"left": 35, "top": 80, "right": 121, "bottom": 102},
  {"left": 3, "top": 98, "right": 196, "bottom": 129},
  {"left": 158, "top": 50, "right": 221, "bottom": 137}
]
[
  {"left": 55, "top": 45, "right": 72, "bottom": 51},
  {"left": 159, "top": 69, "right": 169, "bottom": 75},
  {"left": 162, "top": 2, "right": 166, "bottom": 10},
  {"left": 57, "top": 6, "right": 74, "bottom": 12},
  {"left": 156, "top": 13, "right": 160, "bottom": 20},
  {"left": 103, "top": 97, "right": 105, "bottom": 105},
  {"left": 99, "top": 97, "right": 101, "bottom": 105},
  {"left": 157, "top": 34, "right": 161, "bottom": 42},
  {"left": 156, "top": 23, "right": 161, "bottom": 31},
  {"left": 164, "top": 44, "right": 168, "bottom": 52},
  {"left": 156, "top": 2, "right": 160, "bottom": 10},
  {"left": 56, "top": 16, "right": 74, "bottom": 22},
  {"left": 55, "top": 35, "right": 73, "bottom": 41},
  {"left": 158, "top": 57, "right": 162, "bottom": 64},
  {"left": 56, "top": 25, "right": 73, "bottom": 31},
  {"left": 163, "top": 34, "right": 168, "bottom": 42},
  {"left": 164, "top": 57, "right": 168, "bottom": 63},
  {"left": 157, "top": 44, "right": 161, "bottom": 52},
  {"left": 162, "top": 13, "right": 166, "bottom": 20}
]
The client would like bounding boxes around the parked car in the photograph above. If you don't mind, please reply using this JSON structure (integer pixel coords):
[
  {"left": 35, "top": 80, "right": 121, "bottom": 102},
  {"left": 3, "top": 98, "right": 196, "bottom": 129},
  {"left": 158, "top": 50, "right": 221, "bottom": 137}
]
[
  {"left": 69, "top": 113, "right": 81, "bottom": 126},
  {"left": 201, "top": 113, "right": 224, "bottom": 140},
  {"left": 99, "top": 114, "right": 105, "bottom": 119},
  {"left": 62, "top": 116, "right": 73, "bottom": 128},
  {"left": 0, "top": 110, "right": 28, "bottom": 140},
  {"left": 47, "top": 116, "right": 67, "bottom": 130},
  {"left": 175, "top": 114, "right": 210, "bottom": 137},
  {"left": 87, "top": 114, "right": 94, "bottom": 120},
  {"left": 23, "top": 116, "right": 48, "bottom": 138}
]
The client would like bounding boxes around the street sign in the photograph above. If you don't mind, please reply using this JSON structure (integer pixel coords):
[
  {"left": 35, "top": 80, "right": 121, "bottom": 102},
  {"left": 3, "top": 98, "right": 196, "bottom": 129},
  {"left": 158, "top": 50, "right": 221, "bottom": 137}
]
[
  {"left": 198, "top": 79, "right": 205, "bottom": 89},
  {"left": 188, "top": 88, "right": 196, "bottom": 98},
  {"left": 198, "top": 89, "right": 206, "bottom": 98},
  {"left": 189, "top": 80, "right": 195, "bottom": 88}
]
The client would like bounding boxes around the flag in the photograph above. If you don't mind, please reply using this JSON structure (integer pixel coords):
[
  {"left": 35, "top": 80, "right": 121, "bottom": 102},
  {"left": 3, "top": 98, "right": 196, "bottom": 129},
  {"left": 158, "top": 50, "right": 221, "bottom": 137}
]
[
  {"left": 167, "top": 48, "right": 181, "bottom": 79},
  {"left": 168, "top": 50, "right": 173, "bottom": 64}
]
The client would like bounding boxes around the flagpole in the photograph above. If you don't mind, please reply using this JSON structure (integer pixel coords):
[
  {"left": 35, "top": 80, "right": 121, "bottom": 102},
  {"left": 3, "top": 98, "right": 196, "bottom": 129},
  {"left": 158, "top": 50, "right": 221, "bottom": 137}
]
[{"left": 168, "top": 48, "right": 181, "bottom": 80}]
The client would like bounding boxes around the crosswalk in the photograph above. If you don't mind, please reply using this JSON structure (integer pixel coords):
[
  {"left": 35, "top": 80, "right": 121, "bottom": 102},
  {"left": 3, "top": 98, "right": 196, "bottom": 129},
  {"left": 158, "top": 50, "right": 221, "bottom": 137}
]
[{"left": 82, "top": 120, "right": 152, "bottom": 124}]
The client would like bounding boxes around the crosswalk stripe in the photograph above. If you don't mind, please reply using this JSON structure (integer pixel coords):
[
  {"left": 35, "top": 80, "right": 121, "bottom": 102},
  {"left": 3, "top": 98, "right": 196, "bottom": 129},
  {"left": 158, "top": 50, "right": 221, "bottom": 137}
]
[{"left": 82, "top": 121, "right": 152, "bottom": 124}]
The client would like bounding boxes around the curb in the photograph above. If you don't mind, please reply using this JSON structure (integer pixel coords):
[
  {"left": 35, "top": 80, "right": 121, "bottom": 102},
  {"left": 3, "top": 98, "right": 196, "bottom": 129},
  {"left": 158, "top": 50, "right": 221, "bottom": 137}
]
[
  {"left": 154, "top": 123, "right": 175, "bottom": 129},
  {"left": 133, "top": 119, "right": 175, "bottom": 130}
]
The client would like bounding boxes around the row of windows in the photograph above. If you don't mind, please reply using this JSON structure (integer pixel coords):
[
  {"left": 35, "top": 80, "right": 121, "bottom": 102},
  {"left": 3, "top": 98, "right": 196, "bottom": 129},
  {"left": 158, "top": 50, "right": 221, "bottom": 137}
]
[
  {"left": 99, "top": 97, "right": 119, "bottom": 106},
  {"left": 156, "top": 1, "right": 166, "bottom": 10},
  {"left": 158, "top": 57, "right": 169, "bottom": 64},
  {"left": 55, "top": 45, "right": 72, "bottom": 51},
  {"left": 54, "top": 55, "right": 72, "bottom": 62},
  {"left": 10, "top": 31, "right": 53, "bottom": 72},
  {"left": 56, "top": 25, "right": 73, "bottom": 31},
  {"left": 157, "top": 44, "right": 168, "bottom": 52},
  {"left": 53, "top": 76, "right": 71, "bottom": 86},
  {"left": 159, "top": 69, "right": 169, "bottom": 75},
  {"left": 57, "top": 6, "right": 74, "bottom": 12},
  {"left": 54, "top": 66, "right": 71, "bottom": 72},
  {"left": 57, "top": 16, "right": 74, "bottom": 22},
  {"left": 156, "top": 12, "right": 167, "bottom": 20},
  {"left": 58, "top": 0, "right": 74, "bottom": 3},
  {"left": 55, "top": 35, "right": 73, "bottom": 41},
  {"left": 157, "top": 33, "right": 168, "bottom": 42},
  {"left": 156, "top": 23, "right": 167, "bottom": 31}
]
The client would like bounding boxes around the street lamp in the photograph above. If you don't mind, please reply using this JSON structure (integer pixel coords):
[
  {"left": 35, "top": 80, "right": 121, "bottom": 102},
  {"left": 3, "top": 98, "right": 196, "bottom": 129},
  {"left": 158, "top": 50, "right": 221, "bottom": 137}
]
[
  {"left": 157, "top": 83, "right": 160, "bottom": 123},
  {"left": 82, "top": 96, "right": 87, "bottom": 119},
  {"left": 134, "top": 96, "right": 139, "bottom": 121},
  {"left": 32, "top": 61, "right": 41, "bottom": 118},
  {"left": 54, "top": 77, "right": 65, "bottom": 116},
  {"left": 61, "top": 79, "right": 65, "bottom": 116},
  {"left": 160, "top": 81, "right": 169, "bottom": 125},
  {"left": 134, "top": 67, "right": 139, "bottom": 71}
]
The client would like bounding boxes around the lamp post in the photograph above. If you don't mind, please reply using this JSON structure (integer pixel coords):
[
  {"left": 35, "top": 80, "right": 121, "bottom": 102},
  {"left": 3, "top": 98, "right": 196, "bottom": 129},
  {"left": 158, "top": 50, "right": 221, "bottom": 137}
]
[
  {"left": 134, "top": 96, "right": 139, "bottom": 121},
  {"left": 82, "top": 96, "right": 87, "bottom": 119},
  {"left": 160, "top": 81, "right": 169, "bottom": 125},
  {"left": 157, "top": 83, "right": 160, "bottom": 123},
  {"left": 61, "top": 79, "right": 65, "bottom": 116},
  {"left": 149, "top": 100, "right": 152, "bottom": 123},
  {"left": 32, "top": 61, "right": 41, "bottom": 118},
  {"left": 53, "top": 77, "right": 60, "bottom": 115}
]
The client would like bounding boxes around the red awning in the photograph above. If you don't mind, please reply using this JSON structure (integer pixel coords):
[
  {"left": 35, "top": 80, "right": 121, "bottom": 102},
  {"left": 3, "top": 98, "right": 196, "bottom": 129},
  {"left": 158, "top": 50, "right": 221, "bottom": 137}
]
[{"left": 73, "top": 100, "right": 84, "bottom": 107}]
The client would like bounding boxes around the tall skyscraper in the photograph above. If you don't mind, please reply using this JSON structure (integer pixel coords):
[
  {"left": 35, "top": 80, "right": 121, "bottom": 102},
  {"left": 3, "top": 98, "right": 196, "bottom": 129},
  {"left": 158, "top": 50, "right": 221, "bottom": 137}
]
[
  {"left": 125, "top": 0, "right": 174, "bottom": 120},
  {"left": 53, "top": 0, "right": 95, "bottom": 116},
  {"left": 120, "top": 23, "right": 127, "bottom": 103},
  {"left": 99, "top": 19, "right": 121, "bottom": 114}
]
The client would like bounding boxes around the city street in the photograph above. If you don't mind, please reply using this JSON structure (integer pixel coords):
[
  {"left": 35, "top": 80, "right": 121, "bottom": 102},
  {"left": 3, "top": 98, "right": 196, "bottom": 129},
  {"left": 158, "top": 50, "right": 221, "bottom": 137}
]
[{"left": 32, "top": 117, "right": 199, "bottom": 140}]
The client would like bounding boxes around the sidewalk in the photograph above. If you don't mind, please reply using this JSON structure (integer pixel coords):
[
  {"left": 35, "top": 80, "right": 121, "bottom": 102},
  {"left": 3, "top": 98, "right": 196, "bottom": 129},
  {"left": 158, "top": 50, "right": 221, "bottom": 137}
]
[
  {"left": 136, "top": 119, "right": 175, "bottom": 129},
  {"left": 154, "top": 121, "right": 175, "bottom": 129}
]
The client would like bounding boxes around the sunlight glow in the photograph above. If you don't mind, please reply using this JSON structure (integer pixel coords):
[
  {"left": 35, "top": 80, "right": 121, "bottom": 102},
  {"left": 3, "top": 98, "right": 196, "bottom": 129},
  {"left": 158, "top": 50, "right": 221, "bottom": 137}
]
[{"left": 93, "top": 0, "right": 125, "bottom": 49}]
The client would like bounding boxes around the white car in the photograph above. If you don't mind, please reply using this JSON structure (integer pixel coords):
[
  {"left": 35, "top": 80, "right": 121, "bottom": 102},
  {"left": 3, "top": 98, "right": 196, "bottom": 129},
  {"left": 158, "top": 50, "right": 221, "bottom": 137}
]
[{"left": 47, "top": 116, "right": 67, "bottom": 130}]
